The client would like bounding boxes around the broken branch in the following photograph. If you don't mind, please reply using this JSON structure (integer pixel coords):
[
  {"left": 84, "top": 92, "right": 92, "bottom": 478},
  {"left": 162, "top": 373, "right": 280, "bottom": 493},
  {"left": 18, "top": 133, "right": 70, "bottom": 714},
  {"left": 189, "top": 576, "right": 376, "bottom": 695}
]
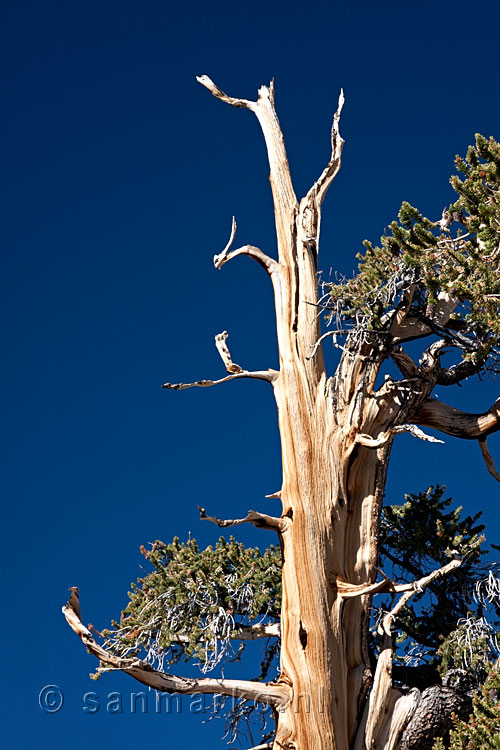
[
  {"left": 478, "top": 436, "right": 500, "bottom": 482},
  {"left": 306, "top": 89, "right": 345, "bottom": 207},
  {"left": 198, "top": 506, "right": 286, "bottom": 533},
  {"left": 162, "top": 369, "right": 277, "bottom": 390},
  {"left": 215, "top": 330, "right": 243, "bottom": 373},
  {"left": 355, "top": 424, "right": 444, "bottom": 448},
  {"left": 196, "top": 75, "right": 254, "bottom": 110}
]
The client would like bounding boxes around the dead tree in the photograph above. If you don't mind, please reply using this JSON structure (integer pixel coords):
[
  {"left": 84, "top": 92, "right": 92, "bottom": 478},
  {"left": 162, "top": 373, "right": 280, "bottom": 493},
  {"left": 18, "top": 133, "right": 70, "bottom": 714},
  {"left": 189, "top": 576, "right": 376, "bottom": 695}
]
[{"left": 64, "top": 77, "right": 500, "bottom": 749}]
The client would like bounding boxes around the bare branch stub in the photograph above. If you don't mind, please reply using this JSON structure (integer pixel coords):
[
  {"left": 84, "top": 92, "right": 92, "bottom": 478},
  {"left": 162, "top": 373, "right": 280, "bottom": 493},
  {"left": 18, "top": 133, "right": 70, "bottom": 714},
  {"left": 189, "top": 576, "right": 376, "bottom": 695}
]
[
  {"left": 391, "top": 424, "right": 444, "bottom": 444},
  {"left": 171, "top": 622, "right": 280, "bottom": 643},
  {"left": 215, "top": 331, "right": 243, "bottom": 374},
  {"left": 355, "top": 424, "right": 444, "bottom": 448},
  {"left": 306, "top": 89, "right": 345, "bottom": 207},
  {"left": 478, "top": 437, "right": 500, "bottom": 482},
  {"left": 198, "top": 505, "right": 286, "bottom": 533},
  {"left": 162, "top": 369, "right": 278, "bottom": 390},
  {"left": 196, "top": 75, "right": 254, "bottom": 111}
]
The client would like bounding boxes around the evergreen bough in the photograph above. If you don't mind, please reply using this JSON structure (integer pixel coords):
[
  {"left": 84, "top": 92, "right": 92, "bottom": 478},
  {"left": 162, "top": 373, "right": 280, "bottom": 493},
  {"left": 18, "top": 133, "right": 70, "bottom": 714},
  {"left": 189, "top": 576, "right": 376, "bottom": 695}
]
[{"left": 329, "top": 135, "right": 500, "bottom": 374}]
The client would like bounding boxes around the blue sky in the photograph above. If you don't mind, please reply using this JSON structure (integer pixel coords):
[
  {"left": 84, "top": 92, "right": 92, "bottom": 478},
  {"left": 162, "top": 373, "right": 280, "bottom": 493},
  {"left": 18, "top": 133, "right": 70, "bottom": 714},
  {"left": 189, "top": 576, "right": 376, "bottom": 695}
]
[{"left": 2, "top": 0, "right": 500, "bottom": 747}]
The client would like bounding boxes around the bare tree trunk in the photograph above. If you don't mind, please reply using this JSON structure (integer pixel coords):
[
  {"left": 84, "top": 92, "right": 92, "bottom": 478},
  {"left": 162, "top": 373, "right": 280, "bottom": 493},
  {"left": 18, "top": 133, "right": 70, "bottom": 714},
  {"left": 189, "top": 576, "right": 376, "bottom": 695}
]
[
  {"left": 269, "top": 240, "right": 421, "bottom": 748},
  {"left": 193, "top": 78, "right": 426, "bottom": 750},
  {"left": 196, "top": 78, "right": 450, "bottom": 750}
]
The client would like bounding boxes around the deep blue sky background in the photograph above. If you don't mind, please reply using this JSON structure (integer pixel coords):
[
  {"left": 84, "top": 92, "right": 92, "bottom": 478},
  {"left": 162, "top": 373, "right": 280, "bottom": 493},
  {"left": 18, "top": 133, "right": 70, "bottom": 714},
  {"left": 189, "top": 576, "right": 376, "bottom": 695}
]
[{"left": 2, "top": 1, "right": 500, "bottom": 747}]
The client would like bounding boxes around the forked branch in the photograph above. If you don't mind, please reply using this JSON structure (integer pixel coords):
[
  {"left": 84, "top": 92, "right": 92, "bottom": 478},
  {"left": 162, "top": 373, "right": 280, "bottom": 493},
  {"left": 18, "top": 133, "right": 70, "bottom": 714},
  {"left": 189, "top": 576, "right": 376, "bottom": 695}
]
[
  {"left": 197, "top": 74, "right": 297, "bottom": 263},
  {"left": 63, "top": 593, "right": 289, "bottom": 707},
  {"left": 213, "top": 218, "right": 278, "bottom": 275},
  {"left": 163, "top": 329, "right": 278, "bottom": 388},
  {"left": 338, "top": 555, "right": 463, "bottom": 600}
]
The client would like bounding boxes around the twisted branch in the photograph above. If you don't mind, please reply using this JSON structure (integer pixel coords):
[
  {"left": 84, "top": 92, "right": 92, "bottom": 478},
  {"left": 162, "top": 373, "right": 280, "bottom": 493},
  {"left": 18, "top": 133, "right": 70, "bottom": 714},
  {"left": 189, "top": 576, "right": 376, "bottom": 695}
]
[
  {"left": 62, "top": 592, "right": 289, "bottom": 707},
  {"left": 198, "top": 505, "right": 286, "bottom": 533}
]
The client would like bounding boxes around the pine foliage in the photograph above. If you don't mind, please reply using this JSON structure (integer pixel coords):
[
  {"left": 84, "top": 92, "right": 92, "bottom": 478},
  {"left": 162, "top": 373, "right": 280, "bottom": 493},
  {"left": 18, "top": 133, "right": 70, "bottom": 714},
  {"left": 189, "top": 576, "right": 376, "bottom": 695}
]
[
  {"left": 379, "top": 486, "right": 487, "bottom": 660},
  {"left": 433, "top": 669, "right": 500, "bottom": 749},
  {"left": 101, "top": 488, "right": 496, "bottom": 684},
  {"left": 100, "top": 536, "right": 281, "bottom": 676},
  {"left": 329, "top": 135, "right": 500, "bottom": 372}
]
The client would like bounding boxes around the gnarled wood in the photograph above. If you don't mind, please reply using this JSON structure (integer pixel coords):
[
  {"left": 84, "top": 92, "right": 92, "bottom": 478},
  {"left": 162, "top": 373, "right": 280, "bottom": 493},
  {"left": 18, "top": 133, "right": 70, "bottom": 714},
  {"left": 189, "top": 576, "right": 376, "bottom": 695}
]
[
  {"left": 198, "top": 505, "right": 287, "bottom": 532},
  {"left": 411, "top": 396, "right": 500, "bottom": 439}
]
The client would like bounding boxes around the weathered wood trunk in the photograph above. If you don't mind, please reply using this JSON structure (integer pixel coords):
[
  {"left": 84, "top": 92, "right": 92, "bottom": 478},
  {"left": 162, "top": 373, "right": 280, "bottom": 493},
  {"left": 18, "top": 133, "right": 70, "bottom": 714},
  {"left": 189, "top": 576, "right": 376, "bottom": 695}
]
[{"left": 270, "top": 203, "right": 405, "bottom": 749}]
